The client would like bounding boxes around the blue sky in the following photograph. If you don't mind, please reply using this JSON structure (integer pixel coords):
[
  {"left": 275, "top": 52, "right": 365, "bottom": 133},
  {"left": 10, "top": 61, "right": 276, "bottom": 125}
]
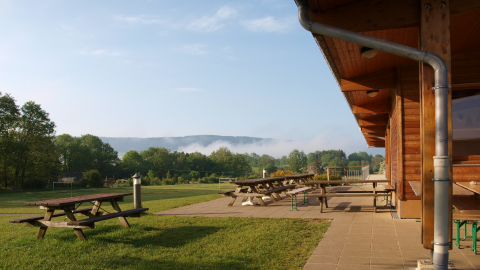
[{"left": 0, "top": 0, "right": 383, "bottom": 156}]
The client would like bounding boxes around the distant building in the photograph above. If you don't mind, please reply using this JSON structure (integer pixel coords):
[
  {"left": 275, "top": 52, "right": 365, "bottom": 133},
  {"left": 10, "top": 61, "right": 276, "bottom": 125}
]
[{"left": 60, "top": 172, "right": 84, "bottom": 182}]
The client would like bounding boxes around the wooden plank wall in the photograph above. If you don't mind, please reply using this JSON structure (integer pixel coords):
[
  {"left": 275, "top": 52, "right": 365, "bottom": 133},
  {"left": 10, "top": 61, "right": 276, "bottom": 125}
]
[
  {"left": 390, "top": 91, "right": 398, "bottom": 191},
  {"left": 399, "top": 64, "right": 422, "bottom": 200}
]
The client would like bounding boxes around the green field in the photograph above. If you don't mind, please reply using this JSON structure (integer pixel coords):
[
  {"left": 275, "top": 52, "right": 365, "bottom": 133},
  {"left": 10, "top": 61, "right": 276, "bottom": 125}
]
[{"left": 0, "top": 185, "right": 330, "bottom": 270}]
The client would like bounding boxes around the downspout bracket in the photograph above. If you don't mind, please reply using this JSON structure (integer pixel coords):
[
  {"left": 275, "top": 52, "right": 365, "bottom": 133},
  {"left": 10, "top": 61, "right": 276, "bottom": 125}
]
[
  {"left": 431, "top": 85, "right": 451, "bottom": 90},
  {"left": 431, "top": 241, "right": 452, "bottom": 246},
  {"left": 431, "top": 178, "right": 452, "bottom": 181}
]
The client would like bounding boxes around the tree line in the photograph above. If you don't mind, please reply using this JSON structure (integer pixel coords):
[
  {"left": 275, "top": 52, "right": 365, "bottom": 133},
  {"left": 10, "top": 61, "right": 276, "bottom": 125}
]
[{"left": 0, "top": 92, "right": 384, "bottom": 189}]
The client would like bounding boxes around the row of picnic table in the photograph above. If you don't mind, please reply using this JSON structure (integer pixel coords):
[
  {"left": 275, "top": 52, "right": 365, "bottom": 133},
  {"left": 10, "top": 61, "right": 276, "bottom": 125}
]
[{"left": 219, "top": 173, "right": 391, "bottom": 212}]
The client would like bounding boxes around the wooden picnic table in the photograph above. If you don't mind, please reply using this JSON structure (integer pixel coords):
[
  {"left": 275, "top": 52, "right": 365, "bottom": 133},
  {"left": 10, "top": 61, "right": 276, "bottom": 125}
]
[
  {"left": 456, "top": 182, "right": 480, "bottom": 195},
  {"left": 408, "top": 181, "right": 474, "bottom": 197},
  {"left": 9, "top": 193, "right": 148, "bottom": 240},
  {"left": 303, "top": 179, "right": 389, "bottom": 213},
  {"left": 219, "top": 174, "right": 314, "bottom": 207}
]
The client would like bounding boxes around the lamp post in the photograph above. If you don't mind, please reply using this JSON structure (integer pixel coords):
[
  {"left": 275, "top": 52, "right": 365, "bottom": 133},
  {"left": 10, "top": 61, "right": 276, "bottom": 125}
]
[{"left": 133, "top": 173, "right": 142, "bottom": 209}]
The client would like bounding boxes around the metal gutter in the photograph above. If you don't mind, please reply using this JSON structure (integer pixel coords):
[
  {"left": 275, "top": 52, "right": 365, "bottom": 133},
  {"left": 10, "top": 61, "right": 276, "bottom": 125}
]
[{"left": 294, "top": 1, "right": 450, "bottom": 268}]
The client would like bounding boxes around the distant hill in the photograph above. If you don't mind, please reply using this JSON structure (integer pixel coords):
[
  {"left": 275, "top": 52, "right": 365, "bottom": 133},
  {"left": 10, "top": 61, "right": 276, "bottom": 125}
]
[{"left": 100, "top": 135, "right": 271, "bottom": 156}]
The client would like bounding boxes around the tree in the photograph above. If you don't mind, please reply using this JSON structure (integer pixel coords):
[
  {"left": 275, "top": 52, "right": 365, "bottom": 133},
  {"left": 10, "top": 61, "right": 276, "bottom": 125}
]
[
  {"left": 121, "top": 150, "right": 146, "bottom": 177},
  {"left": 287, "top": 149, "right": 307, "bottom": 173},
  {"left": 0, "top": 92, "right": 20, "bottom": 189},
  {"left": 14, "top": 101, "right": 58, "bottom": 189},
  {"left": 80, "top": 169, "right": 103, "bottom": 187}
]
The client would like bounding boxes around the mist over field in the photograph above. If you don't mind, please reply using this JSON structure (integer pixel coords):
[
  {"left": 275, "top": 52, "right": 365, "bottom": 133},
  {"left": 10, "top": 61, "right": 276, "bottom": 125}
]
[{"left": 102, "top": 131, "right": 384, "bottom": 158}]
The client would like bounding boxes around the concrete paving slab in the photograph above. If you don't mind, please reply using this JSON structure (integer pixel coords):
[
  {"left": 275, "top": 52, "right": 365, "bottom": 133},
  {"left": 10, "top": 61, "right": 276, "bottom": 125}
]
[{"left": 153, "top": 178, "right": 480, "bottom": 269}]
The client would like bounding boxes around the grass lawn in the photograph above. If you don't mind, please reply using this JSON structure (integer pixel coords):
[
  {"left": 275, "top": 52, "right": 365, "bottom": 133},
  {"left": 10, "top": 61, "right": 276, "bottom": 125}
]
[{"left": 0, "top": 185, "right": 330, "bottom": 270}]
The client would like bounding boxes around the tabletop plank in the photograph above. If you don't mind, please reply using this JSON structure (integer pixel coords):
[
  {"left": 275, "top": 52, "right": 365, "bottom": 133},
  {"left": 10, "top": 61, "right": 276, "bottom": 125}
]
[
  {"left": 25, "top": 193, "right": 132, "bottom": 207},
  {"left": 409, "top": 181, "right": 422, "bottom": 197},
  {"left": 409, "top": 181, "right": 474, "bottom": 196},
  {"left": 304, "top": 179, "right": 387, "bottom": 185},
  {"left": 229, "top": 174, "right": 314, "bottom": 185},
  {"left": 456, "top": 182, "right": 480, "bottom": 194}
]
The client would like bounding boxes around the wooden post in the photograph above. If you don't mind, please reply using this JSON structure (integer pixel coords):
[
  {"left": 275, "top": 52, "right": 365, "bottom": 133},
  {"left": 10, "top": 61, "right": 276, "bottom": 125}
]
[
  {"left": 420, "top": 0, "right": 452, "bottom": 250},
  {"left": 396, "top": 68, "right": 404, "bottom": 201},
  {"left": 327, "top": 168, "right": 330, "bottom": 181}
]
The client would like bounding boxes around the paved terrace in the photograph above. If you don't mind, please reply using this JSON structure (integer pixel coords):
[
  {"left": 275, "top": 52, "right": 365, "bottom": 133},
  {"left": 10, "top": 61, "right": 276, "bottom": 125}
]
[{"left": 154, "top": 176, "right": 480, "bottom": 269}]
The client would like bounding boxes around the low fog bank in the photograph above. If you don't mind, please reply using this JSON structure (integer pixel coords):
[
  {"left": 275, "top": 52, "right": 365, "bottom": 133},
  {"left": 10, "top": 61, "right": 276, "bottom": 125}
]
[{"left": 178, "top": 132, "right": 384, "bottom": 158}]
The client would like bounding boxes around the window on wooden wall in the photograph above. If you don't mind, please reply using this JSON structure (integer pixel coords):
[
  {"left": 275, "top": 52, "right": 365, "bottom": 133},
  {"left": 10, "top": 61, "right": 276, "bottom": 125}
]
[{"left": 452, "top": 90, "right": 480, "bottom": 156}]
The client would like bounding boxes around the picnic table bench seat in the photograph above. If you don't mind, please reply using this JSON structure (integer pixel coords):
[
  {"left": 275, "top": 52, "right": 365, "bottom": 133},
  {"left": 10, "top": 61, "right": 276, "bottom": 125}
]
[
  {"left": 67, "top": 208, "right": 149, "bottom": 226},
  {"left": 263, "top": 185, "right": 296, "bottom": 195},
  {"left": 453, "top": 211, "right": 480, "bottom": 252},
  {"left": 218, "top": 187, "right": 248, "bottom": 196},
  {"left": 305, "top": 193, "right": 391, "bottom": 213},
  {"left": 9, "top": 207, "right": 94, "bottom": 224},
  {"left": 453, "top": 197, "right": 480, "bottom": 214}
]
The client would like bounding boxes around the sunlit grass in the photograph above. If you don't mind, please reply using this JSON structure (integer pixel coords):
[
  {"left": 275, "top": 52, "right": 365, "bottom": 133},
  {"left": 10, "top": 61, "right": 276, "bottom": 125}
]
[{"left": 0, "top": 185, "right": 330, "bottom": 270}]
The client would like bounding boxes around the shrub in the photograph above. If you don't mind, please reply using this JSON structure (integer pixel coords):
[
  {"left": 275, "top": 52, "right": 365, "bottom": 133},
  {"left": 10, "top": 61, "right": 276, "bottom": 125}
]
[
  {"left": 127, "top": 178, "right": 133, "bottom": 186},
  {"left": 150, "top": 177, "right": 162, "bottom": 186},
  {"left": 270, "top": 169, "right": 293, "bottom": 177},
  {"left": 312, "top": 173, "right": 342, "bottom": 180},
  {"left": 82, "top": 170, "right": 104, "bottom": 187}
]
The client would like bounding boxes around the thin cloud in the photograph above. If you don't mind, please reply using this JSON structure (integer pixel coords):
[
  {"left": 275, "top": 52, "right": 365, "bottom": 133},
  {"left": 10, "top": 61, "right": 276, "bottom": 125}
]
[
  {"left": 86, "top": 50, "right": 120, "bottom": 56},
  {"left": 115, "top": 14, "right": 168, "bottom": 25},
  {"left": 242, "top": 16, "right": 296, "bottom": 33},
  {"left": 174, "top": 44, "right": 209, "bottom": 55},
  {"left": 175, "top": 88, "right": 201, "bottom": 91},
  {"left": 185, "top": 6, "right": 237, "bottom": 32}
]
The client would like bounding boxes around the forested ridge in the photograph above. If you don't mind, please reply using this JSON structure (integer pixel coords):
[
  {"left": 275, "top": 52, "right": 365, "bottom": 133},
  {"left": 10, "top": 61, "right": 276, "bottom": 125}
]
[{"left": 1, "top": 92, "right": 384, "bottom": 189}]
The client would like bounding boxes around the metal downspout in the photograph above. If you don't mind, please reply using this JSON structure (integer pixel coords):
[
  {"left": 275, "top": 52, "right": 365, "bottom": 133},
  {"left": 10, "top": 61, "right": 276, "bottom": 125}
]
[{"left": 294, "top": 1, "right": 450, "bottom": 268}]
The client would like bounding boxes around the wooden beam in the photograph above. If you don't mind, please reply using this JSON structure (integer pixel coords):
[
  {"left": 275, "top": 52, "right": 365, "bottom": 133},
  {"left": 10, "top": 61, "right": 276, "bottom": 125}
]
[
  {"left": 352, "top": 99, "right": 391, "bottom": 114},
  {"left": 451, "top": 82, "right": 480, "bottom": 90},
  {"left": 420, "top": 0, "right": 452, "bottom": 250},
  {"left": 309, "top": 0, "right": 480, "bottom": 32},
  {"left": 341, "top": 68, "right": 396, "bottom": 92},
  {"left": 358, "top": 115, "right": 389, "bottom": 127}
]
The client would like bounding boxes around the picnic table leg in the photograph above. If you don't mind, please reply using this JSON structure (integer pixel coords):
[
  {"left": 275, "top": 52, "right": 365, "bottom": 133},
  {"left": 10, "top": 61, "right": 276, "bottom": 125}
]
[
  {"left": 37, "top": 209, "right": 55, "bottom": 239},
  {"left": 64, "top": 209, "right": 87, "bottom": 241},
  {"left": 373, "top": 183, "right": 377, "bottom": 213},
  {"left": 91, "top": 200, "right": 102, "bottom": 216},
  {"left": 290, "top": 195, "right": 298, "bottom": 211},
  {"left": 319, "top": 198, "right": 324, "bottom": 213},
  {"left": 269, "top": 194, "right": 278, "bottom": 203},
  {"left": 302, "top": 191, "right": 310, "bottom": 205},
  {"left": 256, "top": 197, "right": 267, "bottom": 207},
  {"left": 109, "top": 199, "right": 131, "bottom": 229},
  {"left": 321, "top": 184, "right": 328, "bottom": 208},
  {"left": 228, "top": 197, "right": 237, "bottom": 206}
]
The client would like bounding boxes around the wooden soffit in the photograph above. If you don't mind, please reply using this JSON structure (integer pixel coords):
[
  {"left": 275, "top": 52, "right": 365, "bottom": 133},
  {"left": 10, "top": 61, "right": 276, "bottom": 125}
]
[
  {"left": 358, "top": 114, "right": 389, "bottom": 127},
  {"left": 309, "top": 0, "right": 480, "bottom": 32},
  {"left": 352, "top": 99, "right": 391, "bottom": 114},
  {"left": 341, "top": 68, "right": 396, "bottom": 91}
]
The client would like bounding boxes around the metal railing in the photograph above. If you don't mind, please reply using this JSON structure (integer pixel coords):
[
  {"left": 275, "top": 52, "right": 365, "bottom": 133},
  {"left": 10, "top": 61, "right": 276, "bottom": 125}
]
[{"left": 325, "top": 165, "right": 370, "bottom": 183}]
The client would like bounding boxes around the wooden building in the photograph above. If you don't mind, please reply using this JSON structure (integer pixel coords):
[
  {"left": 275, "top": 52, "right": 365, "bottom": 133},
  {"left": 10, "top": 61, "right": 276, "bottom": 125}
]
[{"left": 298, "top": 0, "right": 480, "bottom": 249}]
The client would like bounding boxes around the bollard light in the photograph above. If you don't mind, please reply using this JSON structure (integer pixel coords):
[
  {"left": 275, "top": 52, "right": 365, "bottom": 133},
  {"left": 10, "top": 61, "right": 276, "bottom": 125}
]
[
  {"left": 133, "top": 173, "right": 142, "bottom": 208},
  {"left": 263, "top": 168, "right": 267, "bottom": 178}
]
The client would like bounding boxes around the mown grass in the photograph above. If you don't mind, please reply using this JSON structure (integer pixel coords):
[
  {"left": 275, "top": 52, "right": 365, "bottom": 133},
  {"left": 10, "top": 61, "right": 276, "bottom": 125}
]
[{"left": 0, "top": 185, "right": 330, "bottom": 270}]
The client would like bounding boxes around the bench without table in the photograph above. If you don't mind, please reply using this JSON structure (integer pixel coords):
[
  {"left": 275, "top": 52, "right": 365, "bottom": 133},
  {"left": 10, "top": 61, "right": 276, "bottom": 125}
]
[{"left": 286, "top": 187, "right": 312, "bottom": 211}]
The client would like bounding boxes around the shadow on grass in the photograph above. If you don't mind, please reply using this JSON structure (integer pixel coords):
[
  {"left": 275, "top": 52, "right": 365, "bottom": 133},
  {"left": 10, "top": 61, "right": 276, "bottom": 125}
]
[
  {"left": 102, "top": 255, "right": 252, "bottom": 270},
  {"left": 57, "top": 224, "right": 223, "bottom": 248}
]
